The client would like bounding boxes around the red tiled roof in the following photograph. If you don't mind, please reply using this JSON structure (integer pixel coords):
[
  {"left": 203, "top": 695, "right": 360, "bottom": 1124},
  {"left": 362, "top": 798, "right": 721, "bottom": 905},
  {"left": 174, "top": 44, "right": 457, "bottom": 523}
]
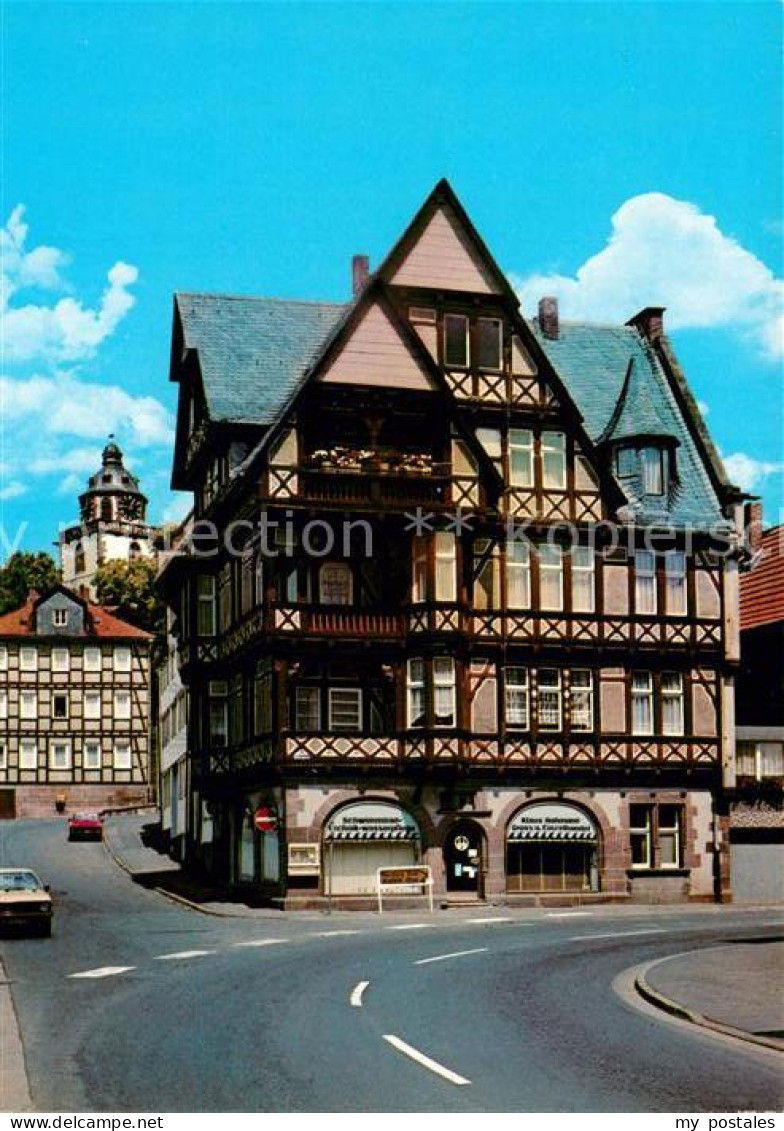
[
  {"left": 740, "top": 525, "right": 784, "bottom": 631},
  {"left": 0, "top": 595, "right": 152, "bottom": 640}
]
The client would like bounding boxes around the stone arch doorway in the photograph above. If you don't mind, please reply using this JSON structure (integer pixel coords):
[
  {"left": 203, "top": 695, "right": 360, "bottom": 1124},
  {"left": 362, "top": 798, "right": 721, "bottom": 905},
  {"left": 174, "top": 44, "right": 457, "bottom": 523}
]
[{"left": 443, "top": 818, "right": 485, "bottom": 896}]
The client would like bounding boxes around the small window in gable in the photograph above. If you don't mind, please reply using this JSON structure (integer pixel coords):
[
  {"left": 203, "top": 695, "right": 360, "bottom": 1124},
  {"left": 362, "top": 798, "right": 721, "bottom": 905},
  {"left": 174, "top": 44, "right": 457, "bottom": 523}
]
[
  {"left": 476, "top": 318, "right": 503, "bottom": 371},
  {"left": 444, "top": 314, "right": 469, "bottom": 368}
]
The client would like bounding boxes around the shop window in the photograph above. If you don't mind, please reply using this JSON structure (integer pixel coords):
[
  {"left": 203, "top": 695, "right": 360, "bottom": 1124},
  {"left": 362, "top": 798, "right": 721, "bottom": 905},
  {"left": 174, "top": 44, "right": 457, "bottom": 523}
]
[
  {"left": 407, "top": 658, "right": 426, "bottom": 728},
  {"left": 319, "top": 562, "right": 353, "bottom": 606},
  {"left": 537, "top": 669, "right": 562, "bottom": 731},
  {"left": 634, "top": 551, "right": 657, "bottom": 615},
  {"left": 504, "top": 667, "right": 529, "bottom": 729},
  {"left": 541, "top": 432, "right": 567, "bottom": 489},
  {"left": 328, "top": 688, "right": 362, "bottom": 731},
  {"left": 295, "top": 687, "right": 321, "bottom": 732},
  {"left": 509, "top": 428, "right": 534, "bottom": 488},
  {"left": 631, "top": 672, "right": 653, "bottom": 735},
  {"left": 507, "top": 540, "right": 531, "bottom": 609},
  {"left": 476, "top": 317, "right": 503, "bottom": 370},
  {"left": 630, "top": 803, "right": 683, "bottom": 869},
  {"left": 433, "top": 657, "right": 456, "bottom": 727},
  {"left": 539, "top": 544, "right": 564, "bottom": 611},
  {"left": 661, "top": 673, "right": 684, "bottom": 736},
  {"left": 444, "top": 313, "right": 469, "bottom": 367},
  {"left": 570, "top": 670, "right": 594, "bottom": 731},
  {"left": 665, "top": 552, "right": 687, "bottom": 615},
  {"left": 571, "top": 546, "right": 595, "bottom": 613}
]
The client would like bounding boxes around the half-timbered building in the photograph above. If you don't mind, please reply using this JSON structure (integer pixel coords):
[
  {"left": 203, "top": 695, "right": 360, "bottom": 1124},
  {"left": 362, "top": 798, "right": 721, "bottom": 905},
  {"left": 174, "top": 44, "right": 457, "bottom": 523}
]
[
  {"left": 0, "top": 587, "right": 153, "bottom": 818},
  {"left": 159, "top": 180, "right": 744, "bottom": 906}
]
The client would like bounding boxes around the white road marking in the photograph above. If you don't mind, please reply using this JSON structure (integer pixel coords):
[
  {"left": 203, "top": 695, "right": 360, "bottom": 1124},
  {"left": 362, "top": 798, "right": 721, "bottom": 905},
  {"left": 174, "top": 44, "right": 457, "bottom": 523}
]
[
  {"left": 314, "top": 929, "right": 363, "bottom": 938},
  {"left": 383, "top": 1034, "right": 471, "bottom": 1086},
  {"left": 546, "top": 911, "right": 593, "bottom": 918},
  {"left": 232, "top": 939, "right": 288, "bottom": 948},
  {"left": 350, "top": 980, "right": 369, "bottom": 1007},
  {"left": 414, "top": 947, "right": 488, "bottom": 966},
  {"left": 385, "top": 923, "right": 431, "bottom": 931},
  {"left": 570, "top": 929, "right": 665, "bottom": 941},
  {"left": 68, "top": 966, "right": 135, "bottom": 979},
  {"left": 467, "top": 917, "right": 513, "bottom": 925},
  {"left": 153, "top": 949, "right": 215, "bottom": 961}
]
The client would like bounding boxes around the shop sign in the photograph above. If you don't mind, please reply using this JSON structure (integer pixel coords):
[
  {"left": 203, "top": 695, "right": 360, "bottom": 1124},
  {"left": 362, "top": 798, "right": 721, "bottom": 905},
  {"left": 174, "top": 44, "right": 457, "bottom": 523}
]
[
  {"left": 325, "top": 801, "right": 419, "bottom": 841},
  {"left": 508, "top": 803, "right": 597, "bottom": 842}
]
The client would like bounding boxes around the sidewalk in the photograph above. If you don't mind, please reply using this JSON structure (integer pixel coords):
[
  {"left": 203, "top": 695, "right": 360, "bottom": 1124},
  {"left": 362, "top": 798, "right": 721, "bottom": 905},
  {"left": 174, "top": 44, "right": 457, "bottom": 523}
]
[{"left": 636, "top": 941, "right": 784, "bottom": 1051}]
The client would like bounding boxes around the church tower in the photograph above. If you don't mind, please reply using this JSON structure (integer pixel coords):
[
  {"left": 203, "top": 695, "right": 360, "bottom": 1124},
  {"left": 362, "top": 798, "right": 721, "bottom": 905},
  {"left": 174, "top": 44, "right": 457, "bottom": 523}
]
[{"left": 59, "top": 438, "right": 155, "bottom": 599}]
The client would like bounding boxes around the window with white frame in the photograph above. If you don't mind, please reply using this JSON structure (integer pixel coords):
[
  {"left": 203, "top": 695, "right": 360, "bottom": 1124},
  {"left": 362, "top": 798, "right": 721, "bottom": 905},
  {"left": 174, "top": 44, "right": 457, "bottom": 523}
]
[
  {"left": 49, "top": 739, "right": 71, "bottom": 770},
  {"left": 632, "top": 672, "right": 654, "bottom": 735},
  {"left": 658, "top": 805, "right": 682, "bottom": 867},
  {"left": 319, "top": 562, "right": 353, "bottom": 606},
  {"left": 539, "top": 544, "right": 564, "bottom": 611},
  {"left": 20, "top": 691, "right": 37, "bottom": 720},
  {"left": 196, "top": 575, "right": 217, "bottom": 636},
  {"left": 509, "top": 428, "right": 534, "bottom": 488},
  {"left": 328, "top": 687, "right": 362, "bottom": 731},
  {"left": 114, "top": 647, "right": 132, "bottom": 673},
  {"left": 570, "top": 670, "right": 594, "bottom": 731},
  {"left": 541, "top": 432, "right": 567, "bottom": 489},
  {"left": 20, "top": 646, "right": 37, "bottom": 672},
  {"left": 407, "top": 658, "right": 426, "bottom": 728},
  {"left": 661, "top": 672, "right": 684, "bottom": 736},
  {"left": 538, "top": 669, "right": 562, "bottom": 731},
  {"left": 19, "top": 739, "right": 37, "bottom": 770},
  {"left": 0, "top": 690, "right": 6, "bottom": 719},
  {"left": 411, "top": 536, "right": 428, "bottom": 603},
  {"left": 295, "top": 687, "right": 321, "bottom": 731},
  {"left": 51, "top": 647, "right": 69, "bottom": 673},
  {"left": 629, "top": 804, "right": 653, "bottom": 868},
  {"left": 434, "top": 531, "right": 457, "bottom": 602},
  {"left": 0, "top": 645, "right": 6, "bottom": 670},
  {"left": 83, "top": 647, "right": 101, "bottom": 672},
  {"left": 476, "top": 317, "right": 502, "bottom": 370},
  {"left": 0, "top": 743, "right": 6, "bottom": 770},
  {"left": 444, "top": 313, "right": 470, "bottom": 367},
  {"left": 84, "top": 691, "right": 101, "bottom": 720},
  {"left": 433, "top": 657, "right": 456, "bottom": 727},
  {"left": 113, "top": 739, "right": 132, "bottom": 770},
  {"left": 571, "top": 546, "right": 595, "bottom": 613},
  {"left": 114, "top": 691, "right": 131, "bottom": 721},
  {"left": 635, "top": 551, "right": 657, "bottom": 615},
  {"left": 507, "top": 540, "right": 531, "bottom": 609},
  {"left": 665, "top": 552, "right": 687, "bottom": 616},
  {"left": 640, "top": 447, "right": 664, "bottom": 495},
  {"left": 84, "top": 740, "right": 101, "bottom": 770},
  {"left": 53, "top": 608, "right": 69, "bottom": 628},
  {"left": 505, "top": 667, "right": 529, "bottom": 729},
  {"left": 52, "top": 692, "right": 68, "bottom": 720}
]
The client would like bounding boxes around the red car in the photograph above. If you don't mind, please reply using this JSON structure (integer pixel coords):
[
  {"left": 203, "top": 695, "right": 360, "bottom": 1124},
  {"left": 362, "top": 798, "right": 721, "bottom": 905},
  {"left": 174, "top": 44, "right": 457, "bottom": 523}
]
[{"left": 67, "top": 812, "right": 104, "bottom": 841}]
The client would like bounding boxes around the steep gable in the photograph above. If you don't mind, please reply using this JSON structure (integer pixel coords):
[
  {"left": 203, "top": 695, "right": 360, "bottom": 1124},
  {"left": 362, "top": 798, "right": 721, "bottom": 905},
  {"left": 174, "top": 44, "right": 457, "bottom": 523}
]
[
  {"left": 389, "top": 203, "right": 502, "bottom": 294},
  {"left": 317, "top": 300, "right": 437, "bottom": 391}
]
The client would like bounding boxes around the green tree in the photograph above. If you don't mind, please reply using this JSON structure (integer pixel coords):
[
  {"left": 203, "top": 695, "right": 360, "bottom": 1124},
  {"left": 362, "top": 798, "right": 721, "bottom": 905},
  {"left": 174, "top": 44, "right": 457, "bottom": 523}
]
[
  {"left": 0, "top": 552, "right": 60, "bottom": 614},
  {"left": 94, "top": 558, "right": 164, "bottom": 634}
]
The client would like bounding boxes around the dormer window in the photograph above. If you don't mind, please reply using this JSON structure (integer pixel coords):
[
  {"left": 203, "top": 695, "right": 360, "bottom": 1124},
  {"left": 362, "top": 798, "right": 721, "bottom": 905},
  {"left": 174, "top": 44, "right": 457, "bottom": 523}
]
[
  {"left": 614, "top": 443, "right": 670, "bottom": 496},
  {"left": 640, "top": 447, "right": 664, "bottom": 495},
  {"left": 444, "top": 314, "right": 469, "bottom": 367}
]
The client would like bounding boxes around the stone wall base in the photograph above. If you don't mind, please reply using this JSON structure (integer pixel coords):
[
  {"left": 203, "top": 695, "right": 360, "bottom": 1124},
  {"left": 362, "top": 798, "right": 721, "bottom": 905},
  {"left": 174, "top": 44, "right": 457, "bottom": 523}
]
[{"left": 5, "top": 785, "right": 149, "bottom": 819}]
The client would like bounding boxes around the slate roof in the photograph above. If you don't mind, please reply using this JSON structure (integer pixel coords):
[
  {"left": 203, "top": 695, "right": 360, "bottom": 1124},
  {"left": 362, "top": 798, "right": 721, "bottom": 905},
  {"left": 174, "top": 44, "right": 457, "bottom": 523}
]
[
  {"left": 740, "top": 526, "right": 784, "bottom": 631},
  {"left": 531, "top": 320, "right": 726, "bottom": 528},
  {"left": 175, "top": 293, "right": 346, "bottom": 425}
]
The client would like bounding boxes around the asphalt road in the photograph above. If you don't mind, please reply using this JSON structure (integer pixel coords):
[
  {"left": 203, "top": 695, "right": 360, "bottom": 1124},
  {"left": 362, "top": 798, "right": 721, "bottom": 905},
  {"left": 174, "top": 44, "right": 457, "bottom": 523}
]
[{"left": 1, "top": 818, "right": 782, "bottom": 1113}]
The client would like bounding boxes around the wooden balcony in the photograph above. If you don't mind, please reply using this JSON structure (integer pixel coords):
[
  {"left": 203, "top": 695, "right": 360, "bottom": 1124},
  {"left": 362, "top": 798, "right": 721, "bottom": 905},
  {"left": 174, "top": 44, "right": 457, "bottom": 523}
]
[
  {"left": 300, "top": 464, "right": 451, "bottom": 508},
  {"left": 301, "top": 607, "right": 405, "bottom": 638}
]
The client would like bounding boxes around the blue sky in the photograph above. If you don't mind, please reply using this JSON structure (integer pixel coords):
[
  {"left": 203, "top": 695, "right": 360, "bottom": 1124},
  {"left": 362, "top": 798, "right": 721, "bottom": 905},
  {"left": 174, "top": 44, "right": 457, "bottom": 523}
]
[{"left": 2, "top": 1, "right": 782, "bottom": 556}]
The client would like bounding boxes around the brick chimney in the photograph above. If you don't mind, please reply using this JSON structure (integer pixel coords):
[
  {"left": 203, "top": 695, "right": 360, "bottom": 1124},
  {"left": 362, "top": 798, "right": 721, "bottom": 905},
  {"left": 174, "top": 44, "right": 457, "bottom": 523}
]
[
  {"left": 538, "top": 296, "right": 559, "bottom": 340},
  {"left": 352, "top": 255, "right": 370, "bottom": 297},
  {"left": 627, "top": 306, "right": 666, "bottom": 342},
  {"left": 744, "top": 500, "right": 763, "bottom": 555}
]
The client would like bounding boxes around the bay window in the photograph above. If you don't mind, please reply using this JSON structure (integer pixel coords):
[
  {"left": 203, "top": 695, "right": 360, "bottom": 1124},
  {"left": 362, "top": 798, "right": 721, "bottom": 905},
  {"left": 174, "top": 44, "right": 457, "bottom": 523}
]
[
  {"left": 319, "top": 562, "right": 353, "bottom": 605},
  {"left": 295, "top": 687, "right": 321, "bottom": 731},
  {"left": 635, "top": 551, "right": 657, "bottom": 614},
  {"left": 539, "top": 544, "right": 564, "bottom": 611},
  {"left": 537, "top": 669, "right": 562, "bottom": 731},
  {"left": 328, "top": 688, "right": 362, "bottom": 731},
  {"left": 541, "top": 432, "right": 567, "bottom": 489}
]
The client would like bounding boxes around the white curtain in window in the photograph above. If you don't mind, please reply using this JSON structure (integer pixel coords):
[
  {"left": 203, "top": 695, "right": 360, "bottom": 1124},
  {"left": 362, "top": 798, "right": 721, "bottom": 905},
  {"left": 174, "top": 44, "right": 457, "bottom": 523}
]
[
  {"left": 661, "top": 672, "right": 684, "bottom": 735},
  {"left": 541, "top": 432, "right": 567, "bottom": 489},
  {"left": 433, "top": 657, "right": 456, "bottom": 726},
  {"left": 507, "top": 540, "right": 531, "bottom": 608},
  {"left": 665, "top": 552, "right": 687, "bottom": 615},
  {"left": 571, "top": 546, "right": 595, "bottom": 613},
  {"left": 635, "top": 551, "right": 657, "bottom": 615},
  {"left": 631, "top": 672, "right": 653, "bottom": 734},
  {"left": 434, "top": 532, "right": 457, "bottom": 602},
  {"left": 539, "top": 544, "right": 563, "bottom": 610}
]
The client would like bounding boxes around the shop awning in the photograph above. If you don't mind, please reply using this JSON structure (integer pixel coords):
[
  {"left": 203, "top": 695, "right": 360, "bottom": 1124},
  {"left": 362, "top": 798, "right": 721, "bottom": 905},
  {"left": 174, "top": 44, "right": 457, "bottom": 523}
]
[
  {"left": 325, "top": 828, "right": 419, "bottom": 841},
  {"left": 508, "top": 827, "right": 597, "bottom": 842}
]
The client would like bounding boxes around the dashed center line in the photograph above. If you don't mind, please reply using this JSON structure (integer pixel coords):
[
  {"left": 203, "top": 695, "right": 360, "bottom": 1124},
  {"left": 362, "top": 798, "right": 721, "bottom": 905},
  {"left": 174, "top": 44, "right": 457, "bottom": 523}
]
[
  {"left": 546, "top": 911, "right": 593, "bottom": 919},
  {"left": 414, "top": 947, "right": 487, "bottom": 966},
  {"left": 154, "top": 949, "right": 215, "bottom": 961},
  {"left": 68, "top": 966, "right": 135, "bottom": 980},
  {"left": 570, "top": 929, "right": 665, "bottom": 941},
  {"left": 350, "top": 980, "right": 369, "bottom": 1007},
  {"left": 314, "top": 929, "right": 364, "bottom": 938},
  {"left": 383, "top": 1034, "right": 471, "bottom": 1086},
  {"left": 468, "top": 917, "right": 513, "bottom": 925},
  {"left": 386, "top": 923, "right": 431, "bottom": 931},
  {"left": 232, "top": 939, "right": 288, "bottom": 948}
]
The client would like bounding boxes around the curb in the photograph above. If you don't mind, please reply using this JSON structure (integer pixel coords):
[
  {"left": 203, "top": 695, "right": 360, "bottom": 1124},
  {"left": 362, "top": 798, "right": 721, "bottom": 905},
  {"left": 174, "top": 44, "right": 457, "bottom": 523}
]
[{"left": 635, "top": 952, "right": 784, "bottom": 1054}]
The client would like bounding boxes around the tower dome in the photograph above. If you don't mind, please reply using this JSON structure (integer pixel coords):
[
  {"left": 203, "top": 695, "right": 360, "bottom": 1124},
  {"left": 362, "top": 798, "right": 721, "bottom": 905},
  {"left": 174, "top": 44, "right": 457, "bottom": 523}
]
[{"left": 79, "top": 437, "right": 148, "bottom": 524}]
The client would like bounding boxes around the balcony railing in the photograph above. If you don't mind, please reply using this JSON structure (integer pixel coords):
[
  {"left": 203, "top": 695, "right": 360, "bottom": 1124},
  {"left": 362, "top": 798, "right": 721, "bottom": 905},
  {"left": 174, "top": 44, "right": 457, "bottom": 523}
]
[
  {"left": 299, "top": 458, "right": 452, "bottom": 507},
  {"left": 301, "top": 607, "right": 405, "bottom": 637}
]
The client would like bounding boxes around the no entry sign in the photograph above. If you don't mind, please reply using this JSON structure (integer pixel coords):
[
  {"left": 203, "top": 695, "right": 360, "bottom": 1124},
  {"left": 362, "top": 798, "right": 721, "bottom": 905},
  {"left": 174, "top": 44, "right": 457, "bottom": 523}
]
[{"left": 253, "top": 806, "right": 278, "bottom": 833}]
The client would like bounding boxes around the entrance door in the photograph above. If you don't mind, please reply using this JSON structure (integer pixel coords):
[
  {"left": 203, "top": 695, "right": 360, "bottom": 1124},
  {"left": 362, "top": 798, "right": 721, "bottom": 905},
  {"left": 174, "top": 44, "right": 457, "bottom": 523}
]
[
  {"left": 444, "top": 821, "right": 483, "bottom": 894},
  {"left": 0, "top": 791, "right": 15, "bottom": 820}
]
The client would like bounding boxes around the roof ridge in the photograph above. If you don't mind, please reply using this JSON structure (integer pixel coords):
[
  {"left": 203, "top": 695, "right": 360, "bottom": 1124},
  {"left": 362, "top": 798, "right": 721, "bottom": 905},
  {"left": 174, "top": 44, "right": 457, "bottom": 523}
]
[{"left": 176, "top": 291, "right": 346, "bottom": 309}]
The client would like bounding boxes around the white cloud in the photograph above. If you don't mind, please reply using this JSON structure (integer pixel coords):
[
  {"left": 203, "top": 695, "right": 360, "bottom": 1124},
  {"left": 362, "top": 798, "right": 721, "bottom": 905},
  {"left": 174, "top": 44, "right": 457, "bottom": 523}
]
[
  {"left": 0, "top": 481, "right": 28, "bottom": 501},
  {"left": 514, "top": 193, "right": 784, "bottom": 359},
  {"left": 722, "top": 452, "right": 784, "bottom": 492},
  {"left": 162, "top": 495, "right": 192, "bottom": 525},
  {"left": 1, "top": 206, "right": 139, "bottom": 363}
]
